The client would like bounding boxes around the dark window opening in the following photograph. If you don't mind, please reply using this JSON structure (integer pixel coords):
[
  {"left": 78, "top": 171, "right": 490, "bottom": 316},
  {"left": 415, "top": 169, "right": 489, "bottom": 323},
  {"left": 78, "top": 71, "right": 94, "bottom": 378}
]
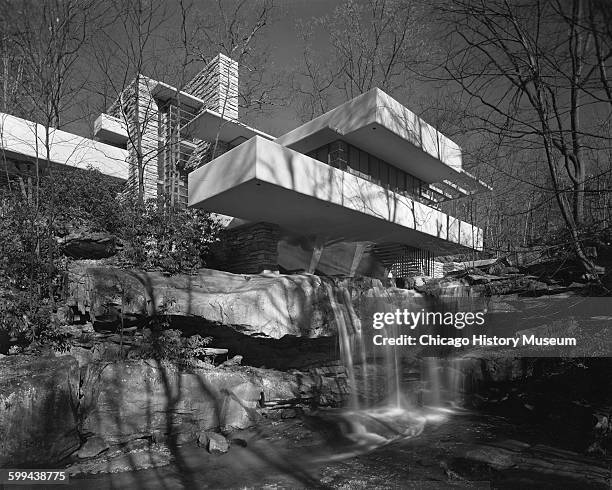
[{"left": 306, "top": 140, "right": 440, "bottom": 206}]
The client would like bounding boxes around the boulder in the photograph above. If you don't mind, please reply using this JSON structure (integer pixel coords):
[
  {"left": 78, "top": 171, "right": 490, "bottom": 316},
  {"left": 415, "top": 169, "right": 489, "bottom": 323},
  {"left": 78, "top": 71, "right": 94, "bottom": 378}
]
[
  {"left": 196, "top": 431, "right": 208, "bottom": 447},
  {"left": 62, "top": 232, "right": 119, "bottom": 259},
  {"left": 0, "top": 356, "right": 80, "bottom": 466},
  {"left": 220, "top": 355, "right": 243, "bottom": 367},
  {"left": 206, "top": 432, "right": 229, "bottom": 454}
]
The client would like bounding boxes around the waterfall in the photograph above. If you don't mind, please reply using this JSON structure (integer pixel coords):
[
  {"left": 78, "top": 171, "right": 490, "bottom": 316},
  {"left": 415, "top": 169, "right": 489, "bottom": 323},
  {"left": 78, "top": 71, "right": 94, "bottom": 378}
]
[
  {"left": 325, "top": 281, "right": 408, "bottom": 410},
  {"left": 420, "top": 357, "right": 467, "bottom": 408},
  {"left": 325, "top": 281, "right": 462, "bottom": 450},
  {"left": 323, "top": 280, "right": 468, "bottom": 451},
  {"left": 328, "top": 283, "right": 360, "bottom": 409}
]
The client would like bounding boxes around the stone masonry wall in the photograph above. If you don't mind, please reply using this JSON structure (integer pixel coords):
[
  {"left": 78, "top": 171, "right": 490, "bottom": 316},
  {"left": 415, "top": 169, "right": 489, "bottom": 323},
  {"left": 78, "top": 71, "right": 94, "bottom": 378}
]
[{"left": 209, "top": 222, "right": 281, "bottom": 274}]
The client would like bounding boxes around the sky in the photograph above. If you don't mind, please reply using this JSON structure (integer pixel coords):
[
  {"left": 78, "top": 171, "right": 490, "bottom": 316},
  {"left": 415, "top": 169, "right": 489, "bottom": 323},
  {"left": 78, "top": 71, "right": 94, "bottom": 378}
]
[
  {"left": 63, "top": 0, "right": 441, "bottom": 142},
  {"left": 266, "top": 0, "right": 336, "bottom": 67},
  {"left": 238, "top": 0, "right": 340, "bottom": 135},
  {"left": 66, "top": 0, "right": 347, "bottom": 138}
]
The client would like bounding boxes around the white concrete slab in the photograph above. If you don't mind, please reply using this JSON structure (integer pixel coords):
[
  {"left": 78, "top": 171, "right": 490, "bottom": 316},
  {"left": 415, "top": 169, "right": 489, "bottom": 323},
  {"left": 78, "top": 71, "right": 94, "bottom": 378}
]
[
  {"left": 188, "top": 136, "right": 483, "bottom": 255},
  {"left": 0, "top": 113, "right": 128, "bottom": 180},
  {"left": 183, "top": 108, "right": 274, "bottom": 145},
  {"left": 275, "top": 88, "right": 490, "bottom": 195},
  {"left": 94, "top": 113, "right": 128, "bottom": 145}
]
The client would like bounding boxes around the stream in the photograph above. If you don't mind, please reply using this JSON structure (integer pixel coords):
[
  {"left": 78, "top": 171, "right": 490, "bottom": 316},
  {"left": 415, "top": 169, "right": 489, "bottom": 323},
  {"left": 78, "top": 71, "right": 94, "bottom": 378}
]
[
  {"left": 68, "top": 286, "right": 611, "bottom": 489},
  {"left": 70, "top": 406, "right": 606, "bottom": 489}
]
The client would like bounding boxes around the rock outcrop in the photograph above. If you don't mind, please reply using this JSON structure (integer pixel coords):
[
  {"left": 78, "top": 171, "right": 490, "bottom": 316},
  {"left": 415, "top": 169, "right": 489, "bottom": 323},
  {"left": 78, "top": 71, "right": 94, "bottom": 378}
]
[
  {"left": 66, "top": 263, "right": 430, "bottom": 340},
  {"left": 67, "top": 265, "right": 347, "bottom": 338},
  {"left": 0, "top": 356, "right": 80, "bottom": 466},
  {"left": 61, "top": 232, "right": 119, "bottom": 259},
  {"left": 415, "top": 272, "right": 559, "bottom": 298},
  {"left": 458, "top": 440, "right": 610, "bottom": 487},
  {"left": 80, "top": 360, "right": 348, "bottom": 445},
  {"left": 0, "top": 353, "right": 348, "bottom": 466}
]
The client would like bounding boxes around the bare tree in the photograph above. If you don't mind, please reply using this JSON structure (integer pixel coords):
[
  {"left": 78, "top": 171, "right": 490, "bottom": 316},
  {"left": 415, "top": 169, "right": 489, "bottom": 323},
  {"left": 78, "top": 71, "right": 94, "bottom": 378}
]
[
  {"left": 0, "top": 19, "right": 27, "bottom": 190},
  {"left": 0, "top": 0, "right": 95, "bottom": 341},
  {"left": 293, "top": 0, "right": 429, "bottom": 120},
  {"left": 87, "top": 0, "right": 279, "bottom": 206},
  {"left": 86, "top": 0, "right": 177, "bottom": 205},
  {"left": 180, "top": 0, "right": 280, "bottom": 167},
  {"left": 426, "top": 0, "right": 612, "bottom": 276},
  {"left": 187, "top": 0, "right": 279, "bottom": 119}
]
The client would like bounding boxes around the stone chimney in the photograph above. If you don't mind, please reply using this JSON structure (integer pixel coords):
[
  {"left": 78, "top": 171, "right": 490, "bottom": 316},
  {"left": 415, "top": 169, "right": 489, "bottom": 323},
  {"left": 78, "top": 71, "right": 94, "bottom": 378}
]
[{"left": 185, "top": 53, "right": 239, "bottom": 121}]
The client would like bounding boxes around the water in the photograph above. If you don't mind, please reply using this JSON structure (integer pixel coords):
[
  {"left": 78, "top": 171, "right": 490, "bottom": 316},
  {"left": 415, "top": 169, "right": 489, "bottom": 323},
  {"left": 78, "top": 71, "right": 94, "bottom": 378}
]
[
  {"left": 420, "top": 356, "right": 468, "bottom": 408},
  {"left": 324, "top": 281, "right": 467, "bottom": 450}
]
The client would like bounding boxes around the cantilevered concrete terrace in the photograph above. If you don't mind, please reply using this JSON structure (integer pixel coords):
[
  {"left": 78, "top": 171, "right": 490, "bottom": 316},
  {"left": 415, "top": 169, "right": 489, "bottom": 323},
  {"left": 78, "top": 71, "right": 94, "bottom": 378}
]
[
  {"left": 150, "top": 80, "right": 274, "bottom": 146},
  {"left": 276, "top": 88, "right": 491, "bottom": 199},
  {"left": 188, "top": 136, "right": 483, "bottom": 255},
  {"left": 188, "top": 88, "right": 487, "bottom": 255},
  {"left": 0, "top": 112, "right": 128, "bottom": 179}
]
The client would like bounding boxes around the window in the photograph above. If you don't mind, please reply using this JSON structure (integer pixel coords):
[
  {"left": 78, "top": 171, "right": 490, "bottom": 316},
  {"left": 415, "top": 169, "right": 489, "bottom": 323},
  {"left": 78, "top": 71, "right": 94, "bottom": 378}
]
[
  {"left": 359, "top": 150, "right": 369, "bottom": 175},
  {"left": 305, "top": 142, "right": 439, "bottom": 204},
  {"left": 398, "top": 173, "right": 408, "bottom": 196},
  {"left": 379, "top": 161, "right": 389, "bottom": 187},
  {"left": 348, "top": 145, "right": 359, "bottom": 175},
  {"left": 388, "top": 165, "right": 397, "bottom": 192},
  {"left": 316, "top": 145, "right": 329, "bottom": 165},
  {"left": 405, "top": 174, "right": 414, "bottom": 195},
  {"left": 370, "top": 156, "right": 380, "bottom": 184}
]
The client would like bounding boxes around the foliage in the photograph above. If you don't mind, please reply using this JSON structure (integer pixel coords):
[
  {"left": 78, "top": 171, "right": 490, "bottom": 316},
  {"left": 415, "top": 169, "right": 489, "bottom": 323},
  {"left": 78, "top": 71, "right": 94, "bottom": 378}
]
[
  {"left": 48, "top": 167, "right": 125, "bottom": 235},
  {"left": 119, "top": 197, "right": 221, "bottom": 274},
  {"left": 0, "top": 167, "right": 220, "bottom": 354},
  {"left": 0, "top": 174, "right": 69, "bottom": 352},
  {"left": 0, "top": 292, "right": 71, "bottom": 353},
  {"left": 137, "top": 328, "right": 214, "bottom": 367}
]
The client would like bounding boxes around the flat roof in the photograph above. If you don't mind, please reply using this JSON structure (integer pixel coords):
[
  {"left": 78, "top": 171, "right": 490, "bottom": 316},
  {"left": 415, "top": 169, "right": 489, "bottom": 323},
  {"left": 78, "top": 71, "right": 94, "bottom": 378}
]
[
  {"left": 150, "top": 81, "right": 205, "bottom": 110},
  {"left": 150, "top": 79, "right": 274, "bottom": 145},
  {"left": 183, "top": 108, "right": 274, "bottom": 145},
  {"left": 275, "top": 88, "right": 491, "bottom": 195}
]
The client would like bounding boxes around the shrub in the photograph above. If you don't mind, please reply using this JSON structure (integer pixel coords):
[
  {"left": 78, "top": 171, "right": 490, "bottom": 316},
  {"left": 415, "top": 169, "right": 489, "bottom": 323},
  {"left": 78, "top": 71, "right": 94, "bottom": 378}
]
[
  {"left": 0, "top": 177, "right": 67, "bottom": 353},
  {"left": 0, "top": 166, "right": 220, "bottom": 353},
  {"left": 136, "top": 328, "right": 214, "bottom": 367},
  {"left": 118, "top": 198, "right": 221, "bottom": 273},
  {"left": 45, "top": 166, "right": 125, "bottom": 235}
]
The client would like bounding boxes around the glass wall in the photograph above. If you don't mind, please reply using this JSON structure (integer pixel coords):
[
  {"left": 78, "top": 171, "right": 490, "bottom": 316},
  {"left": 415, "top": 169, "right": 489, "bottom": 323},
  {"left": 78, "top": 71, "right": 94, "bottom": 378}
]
[{"left": 306, "top": 140, "right": 444, "bottom": 206}]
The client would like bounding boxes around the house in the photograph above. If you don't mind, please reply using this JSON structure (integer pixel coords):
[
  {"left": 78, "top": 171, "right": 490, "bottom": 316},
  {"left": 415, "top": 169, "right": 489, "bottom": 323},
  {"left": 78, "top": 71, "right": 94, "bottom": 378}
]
[{"left": 0, "top": 54, "right": 490, "bottom": 279}]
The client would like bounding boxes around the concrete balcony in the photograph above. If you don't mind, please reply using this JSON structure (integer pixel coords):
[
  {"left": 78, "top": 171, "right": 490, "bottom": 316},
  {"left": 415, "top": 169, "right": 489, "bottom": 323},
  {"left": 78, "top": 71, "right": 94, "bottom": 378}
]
[
  {"left": 188, "top": 136, "right": 483, "bottom": 255},
  {"left": 276, "top": 88, "right": 491, "bottom": 198},
  {"left": 93, "top": 113, "right": 128, "bottom": 147},
  {"left": 182, "top": 107, "right": 274, "bottom": 147},
  {"left": 0, "top": 112, "right": 128, "bottom": 180}
]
